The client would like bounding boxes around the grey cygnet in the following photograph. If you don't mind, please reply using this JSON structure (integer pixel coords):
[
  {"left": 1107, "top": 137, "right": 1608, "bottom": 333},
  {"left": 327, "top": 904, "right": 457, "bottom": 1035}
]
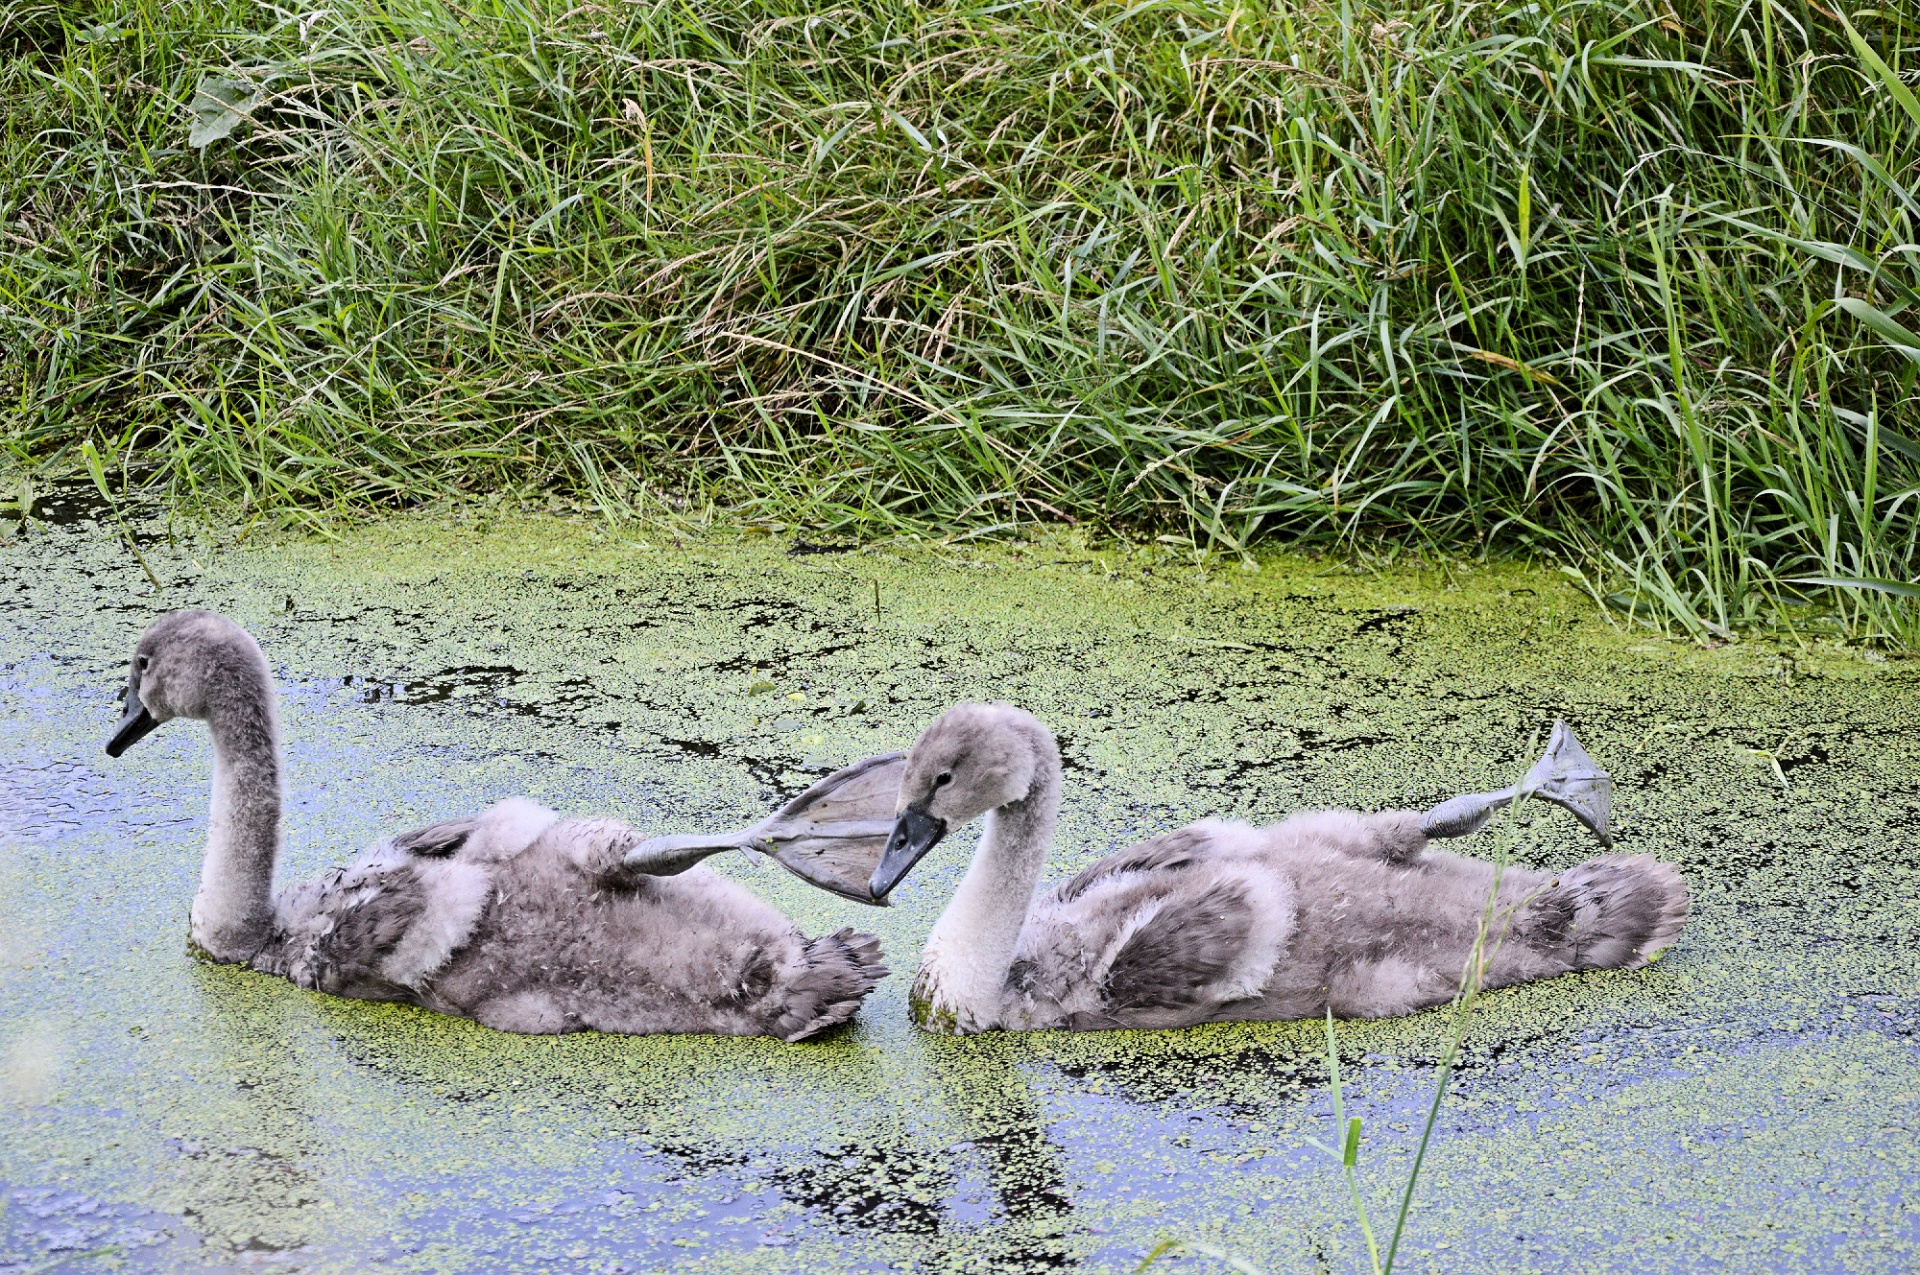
[
  {"left": 869, "top": 703, "right": 1687, "bottom": 1034},
  {"left": 105, "top": 610, "right": 887, "bottom": 1040}
]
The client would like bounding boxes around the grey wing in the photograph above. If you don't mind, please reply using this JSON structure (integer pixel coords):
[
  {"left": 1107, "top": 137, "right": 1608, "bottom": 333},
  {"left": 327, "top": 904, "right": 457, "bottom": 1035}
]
[
  {"left": 1275, "top": 809, "right": 1428, "bottom": 863},
  {"left": 283, "top": 822, "right": 494, "bottom": 999},
  {"left": 1023, "top": 826, "right": 1294, "bottom": 1028},
  {"left": 1098, "top": 880, "right": 1259, "bottom": 1015},
  {"left": 1048, "top": 826, "right": 1212, "bottom": 906},
  {"left": 282, "top": 856, "right": 428, "bottom": 999},
  {"left": 392, "top": 815, "right": 479, "bottom": 857}
]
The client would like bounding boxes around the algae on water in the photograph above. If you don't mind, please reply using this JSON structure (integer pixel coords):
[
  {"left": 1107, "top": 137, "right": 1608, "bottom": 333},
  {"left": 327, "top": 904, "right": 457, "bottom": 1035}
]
[{"left": 1, "top": 502, "right": 1916, "bottom": 1272}]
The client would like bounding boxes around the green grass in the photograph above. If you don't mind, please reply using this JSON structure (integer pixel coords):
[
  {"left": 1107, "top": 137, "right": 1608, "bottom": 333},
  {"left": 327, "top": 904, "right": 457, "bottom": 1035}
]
[{"left": 2, "top": 0, "right": 1916, "bottom": 643}]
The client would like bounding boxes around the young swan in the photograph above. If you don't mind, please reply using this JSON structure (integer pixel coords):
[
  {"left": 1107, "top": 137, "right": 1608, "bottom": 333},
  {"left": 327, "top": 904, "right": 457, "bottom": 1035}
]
[
  {"left": 105, "top": 610, "right": 887, "bottom": 1040},
  {"left": 870, "top": 703, "right": 1687, "bottom": 1034}
]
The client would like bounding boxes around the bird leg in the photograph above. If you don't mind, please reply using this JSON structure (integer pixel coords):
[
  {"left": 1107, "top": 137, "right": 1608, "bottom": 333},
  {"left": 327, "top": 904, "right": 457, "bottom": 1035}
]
[
  {"left": 618, "top": 831, "right": 758, "bottom": 877},
  {"left": 1419, "top": 721, "right": 1613, "bottom": 846}
]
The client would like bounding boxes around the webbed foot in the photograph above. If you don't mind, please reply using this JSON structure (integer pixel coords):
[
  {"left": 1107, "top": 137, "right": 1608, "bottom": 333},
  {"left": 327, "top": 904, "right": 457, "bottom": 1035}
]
[
  {"left": 1521, "top": 720, "right": 1612, "bottom": 845},
  {"left": 621, "top": 753, "right": 905, "bottom": 904},
  {"left": 1420, "top": 721, "right": 1613, "bottom": 846}
]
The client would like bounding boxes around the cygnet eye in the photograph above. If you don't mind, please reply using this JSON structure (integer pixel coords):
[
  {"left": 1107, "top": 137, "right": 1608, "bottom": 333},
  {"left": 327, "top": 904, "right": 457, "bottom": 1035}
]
[
  {"left": 122, "top": 656, "right": 148, "bottom": 701},
  {"left": 934, "top": 770, "right": 954, "bottom": 788}
]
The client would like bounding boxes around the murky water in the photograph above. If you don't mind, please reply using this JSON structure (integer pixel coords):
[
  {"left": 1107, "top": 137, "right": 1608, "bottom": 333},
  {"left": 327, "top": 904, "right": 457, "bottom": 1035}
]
[{"left": 2, "top": 490, "right": 1916, "bottom": 1272}]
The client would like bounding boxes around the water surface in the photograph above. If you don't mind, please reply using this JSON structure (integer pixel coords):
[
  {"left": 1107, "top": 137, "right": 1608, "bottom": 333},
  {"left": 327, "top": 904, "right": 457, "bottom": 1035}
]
[{"left": 2, "top": 500, "right": 1916, "bottom": 1272}]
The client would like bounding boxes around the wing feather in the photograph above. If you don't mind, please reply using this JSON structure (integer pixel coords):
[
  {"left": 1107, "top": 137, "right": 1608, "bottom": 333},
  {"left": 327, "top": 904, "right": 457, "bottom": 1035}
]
[
  {"left": 1099, "top": 882, "right": 1259, "bottom": 1012},
  {"left": 281, "top": 818, "right": 496, "bottom": 999},
  {"left": 1017, "top": 823, "right": 1296, "bottom": 1029},
  {"left": 1050, "top": 826, "right": 1211, "bottom": 905}
]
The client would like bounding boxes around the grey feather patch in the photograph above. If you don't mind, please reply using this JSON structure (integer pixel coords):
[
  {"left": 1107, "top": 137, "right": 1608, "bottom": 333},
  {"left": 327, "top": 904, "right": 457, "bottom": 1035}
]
[
  {"left": 392, "top": 816, "right": 478, "bottom": 858},
  {"left": 1100, "top": 881, "right": 1257, "bottom": 1012},
  {"left": 770, "top": 928, "right": 889, "bottom": 1042},
  {"left": 1522, "top": 854, "right": 1690, "bottom": 970},
  {"left": 1052, "top": 827, "right": 1208, "bottom": 904}
]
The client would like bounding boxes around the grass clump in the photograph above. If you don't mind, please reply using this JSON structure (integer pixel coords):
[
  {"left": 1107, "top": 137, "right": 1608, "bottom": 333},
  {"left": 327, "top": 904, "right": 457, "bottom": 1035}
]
[{"left": 1, "top": 0, "right": 1916, "bottom": 643}]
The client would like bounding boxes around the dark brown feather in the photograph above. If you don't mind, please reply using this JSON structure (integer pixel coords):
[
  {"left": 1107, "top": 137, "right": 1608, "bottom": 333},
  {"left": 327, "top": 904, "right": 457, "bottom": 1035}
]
[{"left": 1099, "top": 880, "right": 1256, "bottom": 1013}]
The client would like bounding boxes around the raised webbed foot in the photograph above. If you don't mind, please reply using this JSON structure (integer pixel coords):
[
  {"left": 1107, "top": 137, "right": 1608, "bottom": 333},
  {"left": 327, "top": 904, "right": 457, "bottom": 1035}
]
[
  {"left": 1519, "top": 719, "right": 1612, "bottom": 845},
  {"left": 1420, "top": 721, "right": 1613, "bottom": 846},
  {"left": 622, "top": 752, "right": 905, "bottom": 904}
]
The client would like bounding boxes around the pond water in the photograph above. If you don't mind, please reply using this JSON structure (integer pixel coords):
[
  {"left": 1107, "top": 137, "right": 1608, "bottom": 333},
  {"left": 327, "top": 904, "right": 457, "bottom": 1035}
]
[{"left": 2, "top": 494, "right": 1916, "bottom": 1273}]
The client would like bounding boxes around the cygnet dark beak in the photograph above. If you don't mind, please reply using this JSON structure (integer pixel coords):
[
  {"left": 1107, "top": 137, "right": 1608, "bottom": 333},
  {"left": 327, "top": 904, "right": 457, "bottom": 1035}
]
[
  {"left": 106, "top": 676, "right": 159, "bottom": 757},
  {"left": 870, "top": 804, "right": 948, "bottom": 900}
]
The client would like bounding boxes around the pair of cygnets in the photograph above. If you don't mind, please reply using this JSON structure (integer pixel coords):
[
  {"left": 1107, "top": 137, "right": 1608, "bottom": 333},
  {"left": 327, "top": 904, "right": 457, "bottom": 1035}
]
[{"left": 106, "top": 610, "right": 1688, "bottom": 1041}]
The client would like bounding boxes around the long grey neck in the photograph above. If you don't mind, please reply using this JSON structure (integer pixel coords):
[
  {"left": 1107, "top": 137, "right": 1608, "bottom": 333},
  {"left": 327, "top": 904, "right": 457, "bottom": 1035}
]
[
  {"left": 919, "top": 760, "right": 1060, "bottom": 1030},
  {"left": 191, "top": 680, "right": 283, "bottom": 965}
]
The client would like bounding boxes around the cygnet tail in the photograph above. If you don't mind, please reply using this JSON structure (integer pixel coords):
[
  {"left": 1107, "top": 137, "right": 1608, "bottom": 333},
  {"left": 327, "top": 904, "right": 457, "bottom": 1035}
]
[
  {"left": 1520, "top": 855, "right": 1689, "bottom": 972},
  {"left": 773, "top": 928, "right": 888, "bottom": 1042}
]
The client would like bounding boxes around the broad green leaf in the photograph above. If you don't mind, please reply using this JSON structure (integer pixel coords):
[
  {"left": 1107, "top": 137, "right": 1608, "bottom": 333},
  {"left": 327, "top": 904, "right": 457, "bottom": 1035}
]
[
  {"left": 1706, "top": 211, "right": 1895, "bottom": 281},
  {"left": 81, "top": 439, "right": 110, "bottom": 500},
  {"left": 1830, "top": 406, "right": 1920, "bottom": 463},
  {"left": 1837, "top": 297, "right": 1920, "bottom": 364},
  {"left": 189, "top": 76, "right": 260, "bottom": 148},
  {"left": 1839, "top": 11, "right": 1920, "bottom": 130},
  {"left": 885, "top": 109, "right": 932, "bottom": 153},
  {"left": 1792, "top": 136, "right": 1920, "bottom": 221},
  {"left": 1341, "top": 1115, "right": 1363, "bottom": 1167},
  {"left": 1786, "top": 576, "right": 1920, "bottom": 600}
]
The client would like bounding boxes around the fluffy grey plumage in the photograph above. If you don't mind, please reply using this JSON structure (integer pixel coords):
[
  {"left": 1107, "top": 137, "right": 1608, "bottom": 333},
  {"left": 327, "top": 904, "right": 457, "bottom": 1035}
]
[
  {"left": 880, "top": 703, "right": 1688, "bottom": 1034},
  {"left": 107, "top": 610, "right": 887, "bottom": 1040}
]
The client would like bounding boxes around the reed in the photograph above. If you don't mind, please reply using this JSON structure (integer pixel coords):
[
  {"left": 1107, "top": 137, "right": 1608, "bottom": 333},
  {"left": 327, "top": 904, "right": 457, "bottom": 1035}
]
[{"left": 2, "top": 0, "right": 1914, "bottom": 643}]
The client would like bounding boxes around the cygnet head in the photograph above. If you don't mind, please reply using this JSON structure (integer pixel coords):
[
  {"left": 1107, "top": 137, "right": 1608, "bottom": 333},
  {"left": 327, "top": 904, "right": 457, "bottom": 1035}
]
[
  {"left": 106, "top": 610, "right": 273, "bottom": 757},
  {"left": 869, "top": 703, "right": 1056, "bottom": 899}
]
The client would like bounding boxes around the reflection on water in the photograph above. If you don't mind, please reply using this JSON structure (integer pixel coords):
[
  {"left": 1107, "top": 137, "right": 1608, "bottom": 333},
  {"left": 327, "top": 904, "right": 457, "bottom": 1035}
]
[
  {"left": 168, "top": 964, "right": 332, "bottom": 1256},
  {"left": 0, "top": 1182, "right": 183, "bottom": 1272},
  {"left": 916, "top": 1042, "right": 1079, "bottom": 1271}
]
